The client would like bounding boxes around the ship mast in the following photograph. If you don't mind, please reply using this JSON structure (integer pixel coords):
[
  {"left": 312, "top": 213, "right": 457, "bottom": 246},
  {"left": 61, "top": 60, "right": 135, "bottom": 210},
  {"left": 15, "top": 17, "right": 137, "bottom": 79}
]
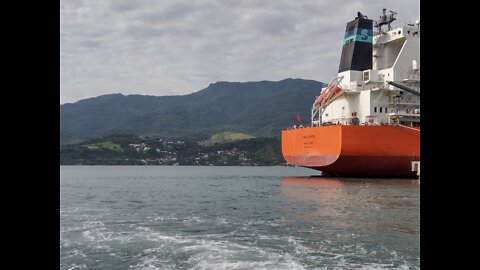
[{"left": 374, "top": 8, "right": 397, "bottom": 31}]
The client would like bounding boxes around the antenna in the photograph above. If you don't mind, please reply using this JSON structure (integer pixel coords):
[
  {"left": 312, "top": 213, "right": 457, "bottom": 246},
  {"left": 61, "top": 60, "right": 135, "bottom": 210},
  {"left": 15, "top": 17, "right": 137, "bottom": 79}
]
[
  {"left": 387, "top": 10, "right": 397, "bottom": 30},
  {"left": 374, "top": 8, "right": 397, "bottom": 31}
]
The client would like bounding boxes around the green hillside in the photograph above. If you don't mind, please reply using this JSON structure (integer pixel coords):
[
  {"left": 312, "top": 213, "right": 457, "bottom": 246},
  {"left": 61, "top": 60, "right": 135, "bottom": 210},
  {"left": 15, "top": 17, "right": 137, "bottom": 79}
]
[{"left": 60, "top": 78, "right": 324, "bottom": 144}]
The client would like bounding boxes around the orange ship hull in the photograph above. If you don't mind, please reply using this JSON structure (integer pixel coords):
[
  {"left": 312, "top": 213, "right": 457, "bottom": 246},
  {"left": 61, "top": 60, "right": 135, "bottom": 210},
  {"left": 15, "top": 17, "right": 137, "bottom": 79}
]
[{"left": 281, "top": 125, "right": 420, "bottom": 178}]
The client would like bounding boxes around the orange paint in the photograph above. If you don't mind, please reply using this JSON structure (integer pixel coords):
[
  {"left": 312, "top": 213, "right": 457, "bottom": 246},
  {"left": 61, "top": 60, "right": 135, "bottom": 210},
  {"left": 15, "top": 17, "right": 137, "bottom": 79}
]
[
  {"left": 281, "top": 126, "right": 342, "bottom": 166},
  {"left": 281, "top": 125, "right": 420, "bottom": 178},
  {"left": 315, "top": 85, "right": 342, "bottom": 105}
]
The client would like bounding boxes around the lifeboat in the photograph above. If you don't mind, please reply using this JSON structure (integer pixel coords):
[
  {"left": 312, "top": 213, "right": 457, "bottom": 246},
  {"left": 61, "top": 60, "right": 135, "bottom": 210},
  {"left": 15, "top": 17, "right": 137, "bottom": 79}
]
[{"left": 314, "top": 84, "right": 342, "bottom": 105}]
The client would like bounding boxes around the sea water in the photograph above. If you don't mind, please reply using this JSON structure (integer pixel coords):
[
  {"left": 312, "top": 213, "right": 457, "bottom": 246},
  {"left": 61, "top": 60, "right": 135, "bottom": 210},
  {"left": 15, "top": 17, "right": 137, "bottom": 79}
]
[{"left": 60, "top": 166, "right": 419, "bottom": 269}]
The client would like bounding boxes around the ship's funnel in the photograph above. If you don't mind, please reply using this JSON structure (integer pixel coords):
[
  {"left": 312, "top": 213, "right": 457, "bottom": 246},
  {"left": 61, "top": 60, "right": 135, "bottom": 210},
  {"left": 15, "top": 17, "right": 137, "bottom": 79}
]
[{"left": 338, "top": 16, "right": 373, "bottom": 72}]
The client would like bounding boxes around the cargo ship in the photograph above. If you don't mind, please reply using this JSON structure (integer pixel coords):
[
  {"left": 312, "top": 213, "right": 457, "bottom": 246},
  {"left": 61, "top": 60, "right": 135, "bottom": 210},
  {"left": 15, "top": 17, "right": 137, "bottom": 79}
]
[{"left": 281, "top": 9, "right": 420, "bottom": 178}]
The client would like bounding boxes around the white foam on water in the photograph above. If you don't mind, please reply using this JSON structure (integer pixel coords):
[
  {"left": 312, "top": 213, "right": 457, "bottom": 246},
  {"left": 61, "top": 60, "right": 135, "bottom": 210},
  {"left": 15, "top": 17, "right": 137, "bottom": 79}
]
[
  {"left": 61, "top": 219, "right": 105, "bottom": 235},
  {"left": 137, "top": 228, "right": 191, "bottom": 245},
  {"left": 83, "top": 227, "right": 133, "bottom": 243},
  {"left": 182, "top": 216, "right": 207, "bottom": 225},
  {"left": 215, "top": 217, "right": 229, "bottom": 224},
  {"left": 203, "top": 241, "right": 295, "bottom": 267},
  {"left": 122, "top": 228, "right": 307, "bottom": 270},
  {"left": 146, "top": 214, "right": 178, "bottom": 222},
  {"left": 61, "top": 249, "right": 88, "bottom": 264},
  {"left": 326, "top": 246, "right": 414, "bottom": 270},
  {"left": 65, "top": 248, "right": 86, "bottom": 258},
  {"left": 66, "top": 263, "right": 87, "bottom": 270},
  {"left": 129, "top": 255, "right": 175, "bottom": 270},
  {"left": 65, "top": 214, "right": 417, "bottom": 270},
  {"left": 356, "top": 263, "right": 412, "bottom": 270},
  {"left": 94, "top": 244, "right": 112, "bottom": 251},
  {"left": 82, "top": 229, "right": 105, "bottom": 242},
  {"left": 190, "top": 253, "right": 305, "bottom": 270},
  {"left": 286, "top": 236, "right": 311, "bottom": 254},
  {"left": 82, "top": 220, "right": 105, "bottom": 229},
  {"left": 60, "top": 237, "right": 71, "bottom": 248}
]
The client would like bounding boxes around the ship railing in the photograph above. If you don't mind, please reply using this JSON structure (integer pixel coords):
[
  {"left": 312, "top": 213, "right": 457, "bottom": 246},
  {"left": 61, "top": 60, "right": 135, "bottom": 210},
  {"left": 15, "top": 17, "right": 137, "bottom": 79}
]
[
  {"left": 286, "top": 120, "right": 399, "bottom": 129},
  {"left": 324, "top": 118, "right": 353, "bottom": 125},
  {"left": 284, "top": 124, "right": 311, "bottom": 130}
]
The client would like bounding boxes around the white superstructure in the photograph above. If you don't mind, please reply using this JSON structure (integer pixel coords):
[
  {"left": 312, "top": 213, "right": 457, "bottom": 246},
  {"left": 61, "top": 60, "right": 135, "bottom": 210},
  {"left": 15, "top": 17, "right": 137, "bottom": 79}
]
[{"left": 312, "top": 10, "right": 420, "bottom": 127}]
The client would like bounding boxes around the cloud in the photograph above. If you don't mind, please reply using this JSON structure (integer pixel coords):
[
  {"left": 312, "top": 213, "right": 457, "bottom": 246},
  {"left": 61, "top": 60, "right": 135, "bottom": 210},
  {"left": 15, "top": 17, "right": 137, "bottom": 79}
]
[{"left": 60, "top": 0, "right": 420, "bottom": 104}]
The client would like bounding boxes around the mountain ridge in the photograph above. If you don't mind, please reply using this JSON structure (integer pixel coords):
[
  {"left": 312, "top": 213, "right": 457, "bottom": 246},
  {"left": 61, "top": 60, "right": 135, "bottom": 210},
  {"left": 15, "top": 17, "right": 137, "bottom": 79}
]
[{"left": 60, "top": 78, "right": 325, "bottom": 144}]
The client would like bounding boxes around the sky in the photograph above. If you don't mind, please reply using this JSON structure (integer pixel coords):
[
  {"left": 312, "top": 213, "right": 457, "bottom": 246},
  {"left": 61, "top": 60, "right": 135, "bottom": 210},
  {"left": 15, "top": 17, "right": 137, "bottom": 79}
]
[{"left": 60, "top": 0, "right": 419, "bottom": 104}]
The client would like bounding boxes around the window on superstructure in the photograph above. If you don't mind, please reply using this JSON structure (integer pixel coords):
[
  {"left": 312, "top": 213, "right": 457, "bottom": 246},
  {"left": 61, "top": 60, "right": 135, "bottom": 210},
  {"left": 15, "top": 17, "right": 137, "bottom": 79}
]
[
  {"left": 374, "top": 107, "right": 377, "bottom": 113},
  {"left": 380, "top": 107, "right": 382, "bottom": 113},
  {"left": 363, "top": 71, "right": 369, "bottom": 81},
  {"left": 347, "top": 26, "right": 355, "bottom": 36},
  {"left": 385, "top": 107, "right": 388, "bottom": 113}
]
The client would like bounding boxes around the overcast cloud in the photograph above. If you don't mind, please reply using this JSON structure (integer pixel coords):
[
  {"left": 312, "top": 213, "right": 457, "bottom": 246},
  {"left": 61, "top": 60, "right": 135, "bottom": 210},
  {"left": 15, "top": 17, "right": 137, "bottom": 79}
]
[{"left": 60, "top": 0, "right": 419, "bottom": 104}]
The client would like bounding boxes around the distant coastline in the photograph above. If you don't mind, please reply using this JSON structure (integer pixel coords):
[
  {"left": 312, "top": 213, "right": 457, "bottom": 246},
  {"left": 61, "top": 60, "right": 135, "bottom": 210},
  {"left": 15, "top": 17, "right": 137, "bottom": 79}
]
[{"left": 60, "top": 134, "right": 286, "bottom": 166}]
